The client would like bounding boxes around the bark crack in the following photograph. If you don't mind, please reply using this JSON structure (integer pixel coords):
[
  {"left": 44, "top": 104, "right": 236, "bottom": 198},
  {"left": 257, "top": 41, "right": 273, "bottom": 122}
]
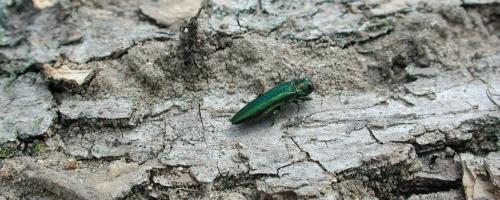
[
  {"left": 288, "top": 137, "right": 330, "bottom": 174},
  {"left": 367, "top": 126, "right": 384, "bottom": 144},
  {"left": 486, "top": 87, "right": 500, "bottom": 109}
]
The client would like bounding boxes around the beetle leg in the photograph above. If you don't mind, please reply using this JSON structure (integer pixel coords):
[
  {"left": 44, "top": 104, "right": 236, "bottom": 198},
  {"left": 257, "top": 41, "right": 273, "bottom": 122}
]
[
  {"left": 291, "top": 100, "right": 300, "bottom": 117},
  {"left": 295, "top": 96, "right": 312, "bottom": 117},
  {"left": 299, "top": 96, "right": 313, "bottom": 101},
  {"left": 271, "top": 104, "right": 285, "bottom": 126},
  {"left": 255, "top": 102, "right": 283, "bottom": 126},
  {"left": 245, "top": 101, "right": 284, "bottom": 126}
]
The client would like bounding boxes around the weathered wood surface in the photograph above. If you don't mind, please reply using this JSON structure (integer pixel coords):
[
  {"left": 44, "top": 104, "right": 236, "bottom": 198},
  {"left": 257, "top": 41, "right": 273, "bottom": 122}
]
[{"left": 1, "top": 0, "right": 499, "bottom": 199}]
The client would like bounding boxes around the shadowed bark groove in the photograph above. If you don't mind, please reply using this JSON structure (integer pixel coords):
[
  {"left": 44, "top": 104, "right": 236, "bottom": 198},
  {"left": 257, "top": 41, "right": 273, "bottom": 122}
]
[{"left": 1, "top": 0, "right": 500, "bottom": 199}]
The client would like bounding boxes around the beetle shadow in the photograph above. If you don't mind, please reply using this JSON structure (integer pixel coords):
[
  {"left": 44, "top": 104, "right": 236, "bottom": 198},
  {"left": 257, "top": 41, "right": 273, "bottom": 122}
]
[{"left": 229, "top": 116, "right": 275, "bottom": 136}]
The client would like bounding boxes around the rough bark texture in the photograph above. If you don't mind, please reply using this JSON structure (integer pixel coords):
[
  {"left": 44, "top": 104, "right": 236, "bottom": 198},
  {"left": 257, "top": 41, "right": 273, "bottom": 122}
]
[{"left": 1, "top": 0, "right": 500, "bottom": 199}]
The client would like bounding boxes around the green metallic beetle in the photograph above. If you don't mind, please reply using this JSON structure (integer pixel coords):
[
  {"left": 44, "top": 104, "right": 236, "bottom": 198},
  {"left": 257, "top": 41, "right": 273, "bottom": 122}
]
[{"left": 230, "top": 77, "right": 314, "bottom": 125}]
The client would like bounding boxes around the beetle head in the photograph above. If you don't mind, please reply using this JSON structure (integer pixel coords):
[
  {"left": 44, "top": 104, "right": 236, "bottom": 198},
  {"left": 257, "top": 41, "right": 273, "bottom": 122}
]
[{"left": 295, "top": 77, "right": 313, "bottom": 97}]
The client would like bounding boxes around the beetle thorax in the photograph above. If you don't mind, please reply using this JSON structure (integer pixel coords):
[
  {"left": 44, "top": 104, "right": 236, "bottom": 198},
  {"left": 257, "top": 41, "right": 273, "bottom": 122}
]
[{"left": 294, "top": 78, "right": 313, "bottom": 97}]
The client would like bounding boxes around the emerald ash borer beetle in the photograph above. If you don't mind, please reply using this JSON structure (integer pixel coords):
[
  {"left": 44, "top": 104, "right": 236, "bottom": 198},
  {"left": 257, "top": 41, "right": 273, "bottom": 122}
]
[{"left": 230, "top": 77, "right": 314, "bottom": 125}]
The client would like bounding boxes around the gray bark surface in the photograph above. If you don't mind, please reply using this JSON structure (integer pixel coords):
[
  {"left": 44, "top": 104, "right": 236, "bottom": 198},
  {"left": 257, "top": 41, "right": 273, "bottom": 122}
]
[{"left": 1, "top": 0, "right": 499, "bottom": 199}]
